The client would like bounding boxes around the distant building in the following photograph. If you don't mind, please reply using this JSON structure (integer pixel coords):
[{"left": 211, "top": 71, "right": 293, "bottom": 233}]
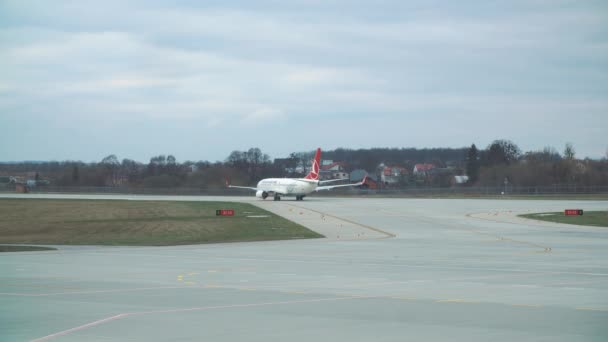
[
  {"left": 413, "top": 163, "right": 435, "bottom": 176},
  {"left": 453, "top": 175, "right": 469, "bottom": 185},
  {"left": 15, "top": 183, "right": 28, "bottom": 193},
  {"left": 320, "top": 162, "right": 349, "bottom": 180},
  {"left": 321, "top": 162, "right": 345, "bottom": 172},
  {"left": 380, "top": 165, "right": 408, "bottom": 185}
]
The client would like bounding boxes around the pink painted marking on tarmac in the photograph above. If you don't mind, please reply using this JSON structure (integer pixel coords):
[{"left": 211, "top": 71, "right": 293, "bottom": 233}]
[
  {"left": 31, "top": 296, "right": 368, "bottom": 341},
  {"left": 32, "top": 314, "right": 128, "bottom": 342}
]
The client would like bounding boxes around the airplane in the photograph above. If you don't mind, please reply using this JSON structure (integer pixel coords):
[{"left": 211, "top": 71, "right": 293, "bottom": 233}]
[{"left": 227, "top": 148, "right": 366, "bottom": 201}]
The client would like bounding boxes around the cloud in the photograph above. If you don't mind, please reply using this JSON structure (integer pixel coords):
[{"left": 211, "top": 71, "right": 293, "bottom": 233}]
[
  {"left": 0, "top": 0, "right": 607, "bottom": 160},
  {"left": 241, "top": 107, "right": 286, "bottom": 124}
]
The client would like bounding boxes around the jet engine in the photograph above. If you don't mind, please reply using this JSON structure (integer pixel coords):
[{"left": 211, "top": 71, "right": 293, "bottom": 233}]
[{"left": 256, "top": 190, "right": 269, "bottom": 199}]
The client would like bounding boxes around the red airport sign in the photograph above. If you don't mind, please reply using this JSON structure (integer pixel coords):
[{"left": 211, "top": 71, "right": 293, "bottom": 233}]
[
  {"left": 564, "top": 209, "right": 583, "bottom": 216},
  {"left": 216, "top": 209, "right": 235, "bottom": 216}
]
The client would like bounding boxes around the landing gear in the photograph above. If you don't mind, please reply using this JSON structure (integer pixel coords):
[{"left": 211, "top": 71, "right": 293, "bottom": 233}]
[
  {"left": 295, "top": 195, "right": 305, "bottom": 201},
  {"left": 273, "top": 194, "right": 281, "bottom": 201},
  {"left": 262, "top": 191, "right": 268, "bottom": 200}
]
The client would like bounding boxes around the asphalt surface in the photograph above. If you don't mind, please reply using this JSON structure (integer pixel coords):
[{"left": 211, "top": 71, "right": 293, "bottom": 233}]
[{"left": 1, "top": 194, "right": 607, "bottom": 341}]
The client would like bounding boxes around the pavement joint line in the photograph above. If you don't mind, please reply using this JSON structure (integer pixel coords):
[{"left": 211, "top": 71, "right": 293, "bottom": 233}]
[
  {"left": 211, "top": 256, "right": 608, "bottom": 277},
  {"left": 31, "top": 296, "right": 377, "bottom": 341},
  {"left": 468, "top": 211, "right": 568, "bottom": 230},
  {"left": 0, "top": 286, "right": 195, "bottom": 297},
  {"left": 282, "top": 203, "right": 396, "bottom": 239},
  {"left": 380, "top": 208, "right": 553, "bottom": 253},
  {"left": 392, "top": 209, "right": 554, "bottom": 254},
  {"left": 390, "top": 296, "right": 416, "bottom": 301},
  {"left": 576, "top": 307, "right": 608, "bottom": 312}
]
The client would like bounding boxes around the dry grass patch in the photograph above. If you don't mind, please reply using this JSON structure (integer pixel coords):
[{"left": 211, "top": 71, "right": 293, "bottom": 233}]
[{"left": 0, "top": 199, "right": 322, "bottom": 246}]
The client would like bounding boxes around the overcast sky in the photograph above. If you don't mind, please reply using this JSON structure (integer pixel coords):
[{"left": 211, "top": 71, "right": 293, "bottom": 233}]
[{"left": 1, "top": 0, "right": 607, "bottom": 162}]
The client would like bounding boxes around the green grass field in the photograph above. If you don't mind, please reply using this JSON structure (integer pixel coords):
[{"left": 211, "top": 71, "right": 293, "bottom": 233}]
[
  {"left": 520, "top": 211, "right": 608, "bottom": 228},
  {"left": 0, "top": 245, "right": 57, "bottom": 252},
  {"left": 0, "top": 199, "right": 322, "bottom": 246}
]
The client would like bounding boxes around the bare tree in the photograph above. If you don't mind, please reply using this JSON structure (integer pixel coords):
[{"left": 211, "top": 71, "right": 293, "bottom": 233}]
[
  {"left": 166, "top": 155, "right": 178, "bottom": 175},
  {"left": 101, "top": 154, "right": 120, "bottom": 185},
  {"left": 485, "top": 140, "right": 521, "bottom": 165},
  {"left": 466, "top": 144, "right": 479, "bottom": 184},
  {"left": 564, "top": 143, "right": 576, "bottom": 160},
  {"left": 121, "top": 159, "right": 141, "bottom": 182},
  {"left": 147, "top": 155, "right": 167, "bottom": 176},
  {"left": 72, "top": 165, "right": 79, "bottom": 182}
]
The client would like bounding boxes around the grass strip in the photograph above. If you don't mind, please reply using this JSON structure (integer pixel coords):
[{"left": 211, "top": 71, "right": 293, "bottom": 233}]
[
  {"left": 0, "top": 198, "right": 322, "bottom": 246},
  {"left": 520, "top": 211, "right": 608, "bottom": 228},
  {"left": 0, "top": 245, "right": 56, "bottom": 252}
]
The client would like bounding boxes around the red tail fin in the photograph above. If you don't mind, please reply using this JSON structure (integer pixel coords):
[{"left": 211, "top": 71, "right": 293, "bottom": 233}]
[{"left": 304, "top": 148, "right": 321, "bottom": 180}]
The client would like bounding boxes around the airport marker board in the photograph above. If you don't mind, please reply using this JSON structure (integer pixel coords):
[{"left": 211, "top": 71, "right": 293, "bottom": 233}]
[{"left": 216, "top": 209, "right": 235, "bottom": 216}]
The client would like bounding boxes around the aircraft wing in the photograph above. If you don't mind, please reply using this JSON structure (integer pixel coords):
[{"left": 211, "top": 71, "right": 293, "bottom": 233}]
[
  {"left": 315, "top": 177, "right": 366, "bottom": 191},
  {"left": 228, "top": 185, "right": 259, "bottom": 191},
  {"left": 318, "top": 178, "right": 349, "bottom": 185}
]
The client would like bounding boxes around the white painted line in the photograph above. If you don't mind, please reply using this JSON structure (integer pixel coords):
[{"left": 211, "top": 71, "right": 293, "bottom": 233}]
[
  {"left": 32, "top": 314, "right": 127, "bottom": 342},
  {"left": 32, "top": 296, "right": 373, "bottom": 341}
]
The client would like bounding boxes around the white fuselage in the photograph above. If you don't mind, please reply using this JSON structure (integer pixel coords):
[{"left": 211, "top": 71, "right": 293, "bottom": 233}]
[{"left": 257, "top": 178, "right": 318, "bottom": 196}]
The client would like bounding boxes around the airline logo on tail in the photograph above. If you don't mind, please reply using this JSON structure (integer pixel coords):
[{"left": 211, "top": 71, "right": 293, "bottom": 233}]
[{"left": 304, "top": 148, "right": 321, "bottom": 180}]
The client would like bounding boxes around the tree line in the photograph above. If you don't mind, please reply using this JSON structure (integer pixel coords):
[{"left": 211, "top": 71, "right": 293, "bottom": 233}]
[
  {"left": 466, "top": 141, "right": 608, "bottom": 187},
  {"left": 1, "top": 142, "right": 606, "bottom": 188}
]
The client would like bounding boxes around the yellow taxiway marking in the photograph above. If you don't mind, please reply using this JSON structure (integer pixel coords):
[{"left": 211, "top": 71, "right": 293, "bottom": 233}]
[
  {"left": 286, "top": 203, "right": 396, "bottom": 239},
  {"left": 188, "top": 272, "right": 199, "bottom": 276},
  {"left": 391, "top": 296, "right": 416, "bottom": 301},
  {"left": 184, "top": 281, "right": 196, "bottom": 285},
  {"left": 435, "top": 299, "right": 478, "bottom": 304},
  {"left": 512, "top": 304, "right": 543, "bottom": 308}
]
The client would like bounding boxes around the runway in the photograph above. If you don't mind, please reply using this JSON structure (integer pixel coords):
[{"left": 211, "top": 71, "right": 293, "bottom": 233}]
[{"left": 1, "top": 195, "right": 607, "bottom": 341}]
